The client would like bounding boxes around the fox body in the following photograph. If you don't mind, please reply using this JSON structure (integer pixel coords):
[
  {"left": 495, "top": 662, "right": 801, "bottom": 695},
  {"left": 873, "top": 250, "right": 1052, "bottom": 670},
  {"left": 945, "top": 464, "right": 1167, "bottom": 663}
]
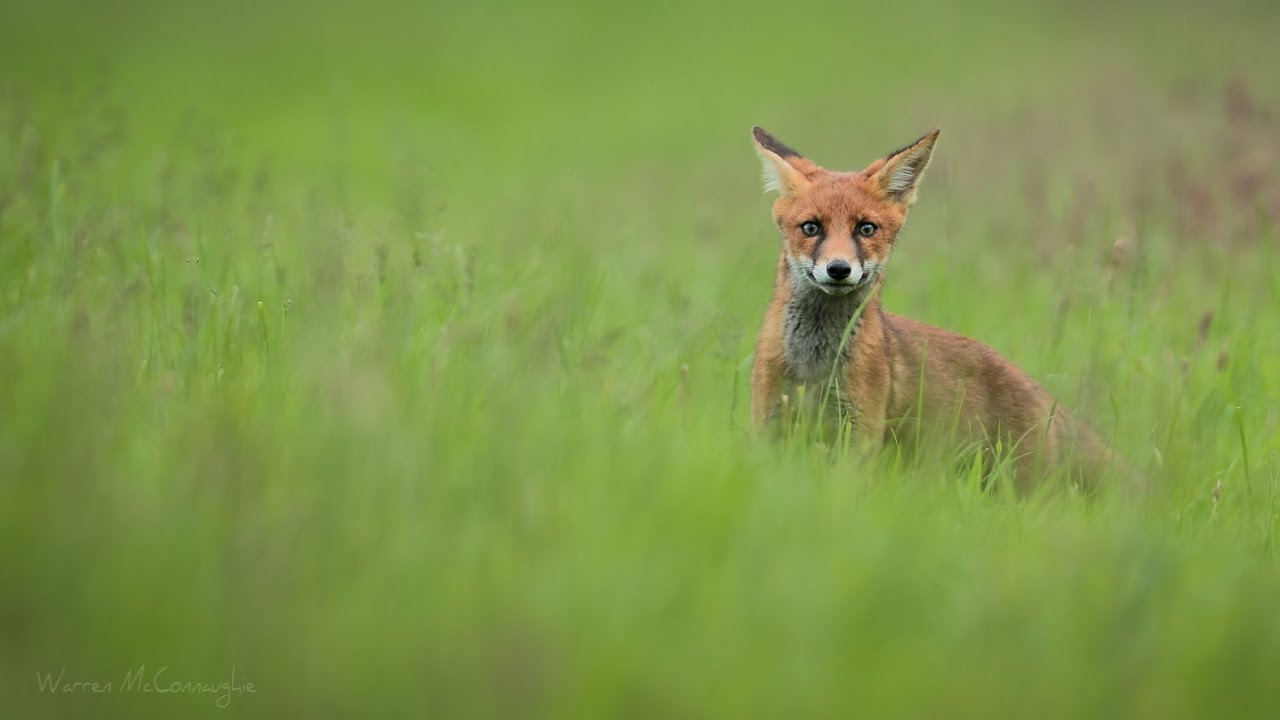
[{"left": 749, "top": 127, "right": 1106, "bottom": 487}]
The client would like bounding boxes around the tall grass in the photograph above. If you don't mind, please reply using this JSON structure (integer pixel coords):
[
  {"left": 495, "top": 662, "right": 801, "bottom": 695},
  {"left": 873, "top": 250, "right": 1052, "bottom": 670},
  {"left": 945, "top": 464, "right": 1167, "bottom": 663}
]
[{"left": 2, "top": 0, "right": 1279, "bottom": 717}]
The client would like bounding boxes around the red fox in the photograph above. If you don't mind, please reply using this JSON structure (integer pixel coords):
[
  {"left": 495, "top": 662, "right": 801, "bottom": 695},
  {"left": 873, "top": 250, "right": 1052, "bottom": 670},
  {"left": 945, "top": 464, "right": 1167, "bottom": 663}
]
[{"left": 749, "top": 126, "right": 1109, "bottom": 488}]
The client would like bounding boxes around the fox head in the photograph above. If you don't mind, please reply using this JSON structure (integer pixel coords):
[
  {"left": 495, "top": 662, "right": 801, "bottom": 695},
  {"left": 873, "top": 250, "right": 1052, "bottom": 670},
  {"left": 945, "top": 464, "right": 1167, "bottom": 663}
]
[{"left": 752, "top": 126, "right": 939, "bottom": 296}]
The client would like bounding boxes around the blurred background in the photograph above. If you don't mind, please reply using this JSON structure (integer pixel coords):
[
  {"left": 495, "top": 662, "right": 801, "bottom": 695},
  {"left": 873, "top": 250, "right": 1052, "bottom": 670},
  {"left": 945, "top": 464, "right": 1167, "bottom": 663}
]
[{"left": 2, "top": 0, "right": 1279, "bottom": 717}]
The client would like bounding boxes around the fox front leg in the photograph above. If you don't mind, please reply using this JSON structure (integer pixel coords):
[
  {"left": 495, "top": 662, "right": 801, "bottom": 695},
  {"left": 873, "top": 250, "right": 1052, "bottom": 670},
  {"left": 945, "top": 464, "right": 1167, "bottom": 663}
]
[{"left": 750, "top": 353, "right": 784, "bottom": 432}]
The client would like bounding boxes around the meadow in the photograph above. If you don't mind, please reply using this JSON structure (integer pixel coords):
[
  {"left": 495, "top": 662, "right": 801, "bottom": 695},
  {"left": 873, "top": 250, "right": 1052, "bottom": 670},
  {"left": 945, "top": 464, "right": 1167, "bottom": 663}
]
[{"left": 2, "top": 0, "right": 1280, "bottom": 717}]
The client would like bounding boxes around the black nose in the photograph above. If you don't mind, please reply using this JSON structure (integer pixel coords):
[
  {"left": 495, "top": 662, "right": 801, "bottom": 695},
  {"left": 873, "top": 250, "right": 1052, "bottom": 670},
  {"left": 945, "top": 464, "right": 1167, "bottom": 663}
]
[{"left": 827, "top": 260, "right": 852, "bottom": 281}]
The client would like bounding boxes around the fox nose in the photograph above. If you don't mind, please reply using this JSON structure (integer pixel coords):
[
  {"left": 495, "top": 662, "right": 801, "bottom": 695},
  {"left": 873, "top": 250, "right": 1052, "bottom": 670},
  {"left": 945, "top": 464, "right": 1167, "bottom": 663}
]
[{"left": 826, "top": 259, "right": 852, "bottom": 281}]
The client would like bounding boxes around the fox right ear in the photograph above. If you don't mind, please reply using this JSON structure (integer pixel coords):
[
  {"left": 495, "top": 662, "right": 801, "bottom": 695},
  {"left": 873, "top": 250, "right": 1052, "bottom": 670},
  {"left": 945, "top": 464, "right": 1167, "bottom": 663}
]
[
  {"left": 752, "top": 126, "right": 812, "bottom": 195},
  {"left": 870, "top": 129, "right": 940, "bottom": 206}
]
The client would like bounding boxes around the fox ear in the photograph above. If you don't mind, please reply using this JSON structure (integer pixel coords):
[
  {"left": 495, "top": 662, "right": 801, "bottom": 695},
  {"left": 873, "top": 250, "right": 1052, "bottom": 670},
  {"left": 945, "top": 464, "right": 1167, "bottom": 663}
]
[
  {"left": 870, "top": 129, "right": 940, "bottom": 205},
  {"left": 752, "top": 126, "right": 812, "bottom": 195}
]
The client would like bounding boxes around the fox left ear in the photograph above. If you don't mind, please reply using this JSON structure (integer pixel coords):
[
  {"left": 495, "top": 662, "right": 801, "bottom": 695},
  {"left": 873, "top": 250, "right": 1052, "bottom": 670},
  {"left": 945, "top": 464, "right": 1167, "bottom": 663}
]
[
  {"left": 752, "top": 126, "right": 814, "bottom": 196},
  {"left": 870, "top": 129, "right": 940, "bottom": 206}
]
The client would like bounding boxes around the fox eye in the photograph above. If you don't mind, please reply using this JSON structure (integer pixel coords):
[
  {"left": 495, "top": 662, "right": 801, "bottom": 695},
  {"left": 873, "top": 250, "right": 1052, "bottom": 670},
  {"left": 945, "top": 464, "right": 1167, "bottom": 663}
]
[
  {"left": 856, "top": 222, "right": 878, "bottom": 238},
  {"left": 800, "top": 221, "right": 822, "bottom": 237}
]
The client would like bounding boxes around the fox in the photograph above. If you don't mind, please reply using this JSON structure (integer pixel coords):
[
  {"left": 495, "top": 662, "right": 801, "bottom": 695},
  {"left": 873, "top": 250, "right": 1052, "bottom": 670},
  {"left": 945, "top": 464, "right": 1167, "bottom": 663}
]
[{"left": 749, "top": 126, "right": 1110, "bottom": 489}]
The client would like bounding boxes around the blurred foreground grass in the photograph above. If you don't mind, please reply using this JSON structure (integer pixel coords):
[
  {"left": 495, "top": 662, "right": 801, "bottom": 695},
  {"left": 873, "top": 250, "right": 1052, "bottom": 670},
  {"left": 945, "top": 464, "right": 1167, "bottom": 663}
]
[{"left": 3, "top": 0, "right": 1280, "bottom": 717}]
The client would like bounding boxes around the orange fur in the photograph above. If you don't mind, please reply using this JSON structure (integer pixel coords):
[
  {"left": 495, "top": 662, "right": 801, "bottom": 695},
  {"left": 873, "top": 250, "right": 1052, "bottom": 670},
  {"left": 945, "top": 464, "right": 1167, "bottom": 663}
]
[{"left": 749, "top": 127, "right": 1111, "bottom": 489}]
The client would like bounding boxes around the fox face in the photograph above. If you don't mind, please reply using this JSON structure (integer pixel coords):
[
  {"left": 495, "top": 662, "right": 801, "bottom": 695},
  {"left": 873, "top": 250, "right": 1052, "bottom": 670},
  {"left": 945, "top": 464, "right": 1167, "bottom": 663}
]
[{"left": 753, "top": 127, "right": 939, "bottom": 297}]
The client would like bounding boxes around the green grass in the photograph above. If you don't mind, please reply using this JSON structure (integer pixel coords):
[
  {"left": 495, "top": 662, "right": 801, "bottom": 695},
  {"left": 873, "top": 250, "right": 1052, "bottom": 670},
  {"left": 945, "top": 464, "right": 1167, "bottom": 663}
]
[{"left": 3, "top": 0, "right": 1280, "bottom": 717}]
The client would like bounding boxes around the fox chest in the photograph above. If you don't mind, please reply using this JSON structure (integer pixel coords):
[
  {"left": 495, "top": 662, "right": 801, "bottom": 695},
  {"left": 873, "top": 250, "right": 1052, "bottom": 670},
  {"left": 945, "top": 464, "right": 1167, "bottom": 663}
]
[{"left": 781, "top": 297, "right": 861, "bottom": 390}]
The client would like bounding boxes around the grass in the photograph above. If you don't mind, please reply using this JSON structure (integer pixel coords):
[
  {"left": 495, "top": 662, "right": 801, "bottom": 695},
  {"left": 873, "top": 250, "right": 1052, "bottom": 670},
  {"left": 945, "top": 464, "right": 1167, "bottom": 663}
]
[{"left": 2, "top": 0, "right": 1280, "bottom": 717}]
